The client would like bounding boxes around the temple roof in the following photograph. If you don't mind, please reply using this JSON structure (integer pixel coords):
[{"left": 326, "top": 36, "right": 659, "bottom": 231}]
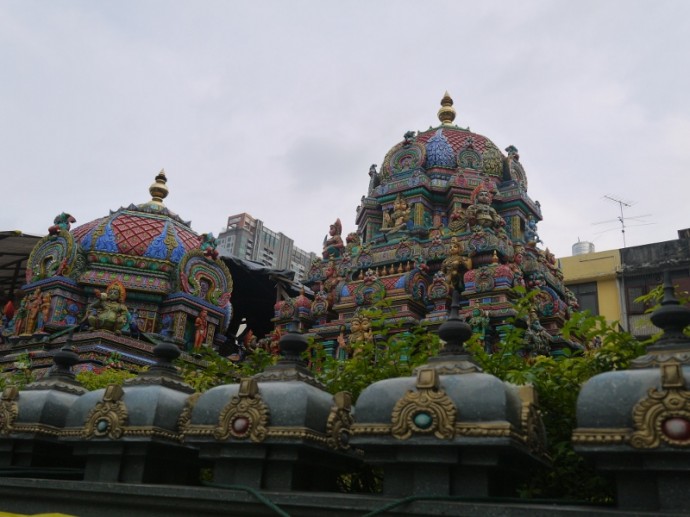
[{"left": 70, "top": 170, "right": 199, "bottom": 264}]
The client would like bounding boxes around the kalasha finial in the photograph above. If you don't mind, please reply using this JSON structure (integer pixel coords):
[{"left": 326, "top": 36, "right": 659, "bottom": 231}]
[
  {"left": 437, "top": 91, "right": 456, "bottom": 126},
  {"left": 149, "top": 169, "right": 169, "bottom": 206}
]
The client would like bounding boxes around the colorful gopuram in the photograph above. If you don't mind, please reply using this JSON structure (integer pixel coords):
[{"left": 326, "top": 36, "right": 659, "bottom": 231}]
[
  {"left": 0, "top": 170, "right": 233, "bottom": 372},
  {"left": 285, "top": 93, "right": 577, "bottom": 355}
]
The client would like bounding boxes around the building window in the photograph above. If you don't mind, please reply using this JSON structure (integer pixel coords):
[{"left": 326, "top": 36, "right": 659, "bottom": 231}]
[{"left": 569, "top": 282, "right": 599, "bottom": 316}]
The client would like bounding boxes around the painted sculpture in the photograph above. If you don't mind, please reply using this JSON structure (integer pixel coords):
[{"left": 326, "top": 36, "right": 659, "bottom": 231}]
[
  {"left": 48, "top": 212, "right": 76, "bottom": 236},
  {"left": 322, "top": 219, "right": 344, "bottom": 259},
  {"left": 87, "top": 281, "right": 129, "bottom": 333},
  {"left": 286, "top": 92, "right": 577, "bottom": 357}
]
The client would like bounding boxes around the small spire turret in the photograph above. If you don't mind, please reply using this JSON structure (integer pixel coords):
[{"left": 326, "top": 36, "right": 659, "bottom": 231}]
[
  {"left": 437, "top": 91, "right": 456, "bottom": 126},
  {"left": 149, "top": 169, "right": 169, "bottom": 206}
]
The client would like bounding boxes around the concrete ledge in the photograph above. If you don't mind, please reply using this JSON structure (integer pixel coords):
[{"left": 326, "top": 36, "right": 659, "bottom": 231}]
[{"left": 0, "top": 477, "right": 682, "bottom": 516}]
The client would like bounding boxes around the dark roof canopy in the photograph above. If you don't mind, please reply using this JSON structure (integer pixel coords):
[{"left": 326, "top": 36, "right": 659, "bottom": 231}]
[{"left": 0, "top": 231, "right": 41, "bottom": 299}]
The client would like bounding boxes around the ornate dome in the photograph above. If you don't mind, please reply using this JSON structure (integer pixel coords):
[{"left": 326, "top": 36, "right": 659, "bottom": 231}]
[
  {"left": 380, "top": 92, "right": 507, "bottom": 180},
  {"left": 71, "top": 170, "right": 200, "bottom": 264}
]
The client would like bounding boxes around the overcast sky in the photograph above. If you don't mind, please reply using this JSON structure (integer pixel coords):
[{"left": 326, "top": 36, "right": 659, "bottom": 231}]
[{"left": 1, "top": 1, "right": 689, "bottom": 259}]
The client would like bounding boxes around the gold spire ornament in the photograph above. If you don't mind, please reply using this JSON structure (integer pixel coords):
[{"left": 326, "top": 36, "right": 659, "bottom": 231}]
[
  {"left": 437, "top": 91, "right": 456, "bottom": 126},
  {"left": 149, "top": 169, "right": 169, "bottom": 206}
]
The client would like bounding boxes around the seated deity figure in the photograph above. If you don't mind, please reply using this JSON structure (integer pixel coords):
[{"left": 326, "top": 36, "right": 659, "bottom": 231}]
[
  {"left": 381, "top": 194, "right": 411, "bottom": 234},
  {"left": 87, "top": 281, "right": 129, "bottom": 334},
  {"left": 466, "top": 185, "right": 504, "bottom": 233},
  {"left": 322, "top": 218, "right": 344, "bottom": 259}
]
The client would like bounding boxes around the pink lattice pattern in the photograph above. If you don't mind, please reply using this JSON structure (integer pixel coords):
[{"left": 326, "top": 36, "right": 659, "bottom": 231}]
[
  {"left": 71, "top": 217, "right": 105, "bottom": 241},
  {"left": 416, "top": 127, "right": 492, "bottom": 154},
  {"left": 112, "top": 215, "right": 166, "bottom": 256}
]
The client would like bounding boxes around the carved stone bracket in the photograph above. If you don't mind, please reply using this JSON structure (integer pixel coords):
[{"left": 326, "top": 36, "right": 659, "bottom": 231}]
[
  {"left": 326, "top": 391, "right": 353, "bottom": 450},
  {"left": 83, "top": 384, "right": 128, "bottom": 439},
  {"left": 0, "top": 386, "right": 19, "bottom": 435},
  {"left": 214, "top": 378, "right": 270, "bottom": 443},
  {"left": 631, "top": 361, "right": 690, "bottom": 448},
  {"left": 390, "top": 368, "right": 457, "bottom": 440}
]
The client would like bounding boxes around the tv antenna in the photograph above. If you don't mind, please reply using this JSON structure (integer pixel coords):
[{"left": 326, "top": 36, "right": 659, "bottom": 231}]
[{"left": 592, "top": 195, "right": 652, "bottom": 248}]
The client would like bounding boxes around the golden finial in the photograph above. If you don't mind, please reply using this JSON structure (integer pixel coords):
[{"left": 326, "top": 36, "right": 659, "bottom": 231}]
[
  {"left": 437, "top": 91, "right": 456, "bottom": 126},
  {"left": 149, "top": 168, "right": 169, "bottom": 206}
]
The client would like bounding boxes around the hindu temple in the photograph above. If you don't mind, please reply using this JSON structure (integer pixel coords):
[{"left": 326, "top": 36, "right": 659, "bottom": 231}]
[
  {"left": 278, "top": 93, "right": 578, "bottom": 355},
  {"left": 0, "top": 170, "right": 235, "bottom": 372}
]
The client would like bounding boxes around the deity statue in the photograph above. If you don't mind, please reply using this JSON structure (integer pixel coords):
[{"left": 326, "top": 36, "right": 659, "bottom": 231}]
[
  {"left": 345, "top": 232, "right": 361, "bottom": 256},
  {"left": 48, "top": 212, "right": 76, "bottom": 236},
  {"left": 524, "top": 218, "right": 542, "bottom": 246},
  {"left": 367, "top": 164, "right": 380, "bottom": 196},
  {"left": 381, "top": 194, "right": 411, "bottom": 234},
  {"left": 200, "top": 233, "right": 219, "bottom": 260},
  {"left": 448, "top": 204, "right": 468, "bottom": 233},
  {"left": 442, "top": 237, "right": 472, "bottom": 291},
  {"left": 348, "top": 313, "right": 374, "bottom": 354},
  {"left": 194, "top": 309, "right": 209, "bottom": 350},
  {"left": 381, "top": 209, "right": 393, "bottom": 231},
  {"left": 322, "top": 259, "right": 340, "bottom": 296},
  {"left": 468, "top": 308, "right": 490, "bottom": 350},
  {"left": 524, "top": 310, "right": 551, "bottom": 355},
  {"left": 510, "top": 245, "right": 526, "bottom": 288},
  {"left": 466, "top": 185, "right": 504, "bottom": 233},
  {"left": 335, "top": 327, "right": 349, "bottom": 360},
  {"left": 403, "top": 130, "right": 416, "bottom": 147},
  {"left": 23, "top": 289, "right": 43, "bottom": 334},
  {"left": 12, "top": 299, "right": 27, "bottom": 336},
  {"left": 129, "top": 309, "right": 141, "bottom": 339},
  {"left": 322, "top": 219, "right": 344, "bottom": 259},
  {"left": 87, "top": 281, "right": 129, "bottom": 334},
  {"left": 37, "top": 293, "right": 51, "bottom": 332}
]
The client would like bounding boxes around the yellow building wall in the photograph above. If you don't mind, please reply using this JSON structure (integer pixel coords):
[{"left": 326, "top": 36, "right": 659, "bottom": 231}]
[{"left": 559, "top": 249, "right": 622, "bottom": 325}]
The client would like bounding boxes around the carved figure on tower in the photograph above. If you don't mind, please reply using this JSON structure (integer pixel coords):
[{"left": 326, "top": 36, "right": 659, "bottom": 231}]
[
  {"left": 323, "top": 218, "right": 344, "bottom": 259},
  {"left": 200, "top": 233, "right": 220, "bottom": 260},
  {"left": 466, "top": 183, "right": 504, "bottom": 233},
  {"left": 524, "top": 218, "right": 542, "bottom": 247},
  {"left": 403, "top": 130, "right": 416, "bottom": 147},
  {"left": 87, "top": 281, "right": 129, "bottom": 334},
  {"left": 448, "top": 204, "right": 468, "bottom": 233},
  {"left": 348, "top": 312, "right": 374, "bottom": 354},
  {"left": 23, "top": 289, "right": 43, "bottom": 335},
  {"left": 442, "top": 237, "right": 472, "bottom": 291},
  {"left": 382, "top": 194, "right": 411, "bottom": 234},
  {"left": 48, "top": 213, "right": 76, "bottom": 236},
  {"left": 194, "top": 309, "right": 209, "bottom": 350},
  {"left": 367, "top": 164, "right": 380, "bottom": 196},
  {"left": 468, "top": 308, "right": 491, "bottom": 350},
  {"left": 37, "top": 292, "right": 51, "bottom": 332}
]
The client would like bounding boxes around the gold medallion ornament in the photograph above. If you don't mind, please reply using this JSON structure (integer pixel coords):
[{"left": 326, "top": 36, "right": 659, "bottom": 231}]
[
  {"left": 214, "top": 378, "right": 269, "bottom": 443},
  {"left": 390, "top": 368, "right": 457, "bottom": 440},
  {"left": 0, "top": 386, "right": 19, "bottom": 435},
  {"left": 631, "top": 361, "right": 690, "bottom": 448},
  {"left": 326, "top": 391, "right": 354, "bottom": 450},
  {"left": 83, "top": 384, "right": 128, "bottom": 439}
]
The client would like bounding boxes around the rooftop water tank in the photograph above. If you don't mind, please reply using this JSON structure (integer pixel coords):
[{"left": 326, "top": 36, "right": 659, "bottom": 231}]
[{"left": 572, "top": 241, "right": 595, "bottom": 256}]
